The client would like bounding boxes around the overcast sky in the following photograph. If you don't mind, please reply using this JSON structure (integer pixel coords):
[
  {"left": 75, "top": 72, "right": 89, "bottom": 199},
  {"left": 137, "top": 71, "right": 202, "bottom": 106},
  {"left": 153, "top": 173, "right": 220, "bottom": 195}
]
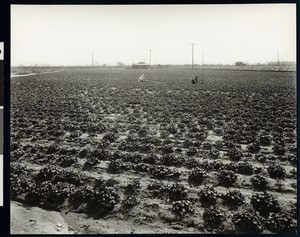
[{"left": 11, "top": 4, "right": 296, "bottom": 66}]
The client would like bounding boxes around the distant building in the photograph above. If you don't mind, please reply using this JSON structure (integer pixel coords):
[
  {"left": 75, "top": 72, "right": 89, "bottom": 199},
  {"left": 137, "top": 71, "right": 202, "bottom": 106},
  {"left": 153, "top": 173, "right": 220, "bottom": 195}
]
[
  {"left": 132, "top": 62, "right": 150, "bottom": 69},
  {"left": 235, "top": 61, "right": 246, "bottom": 66}
]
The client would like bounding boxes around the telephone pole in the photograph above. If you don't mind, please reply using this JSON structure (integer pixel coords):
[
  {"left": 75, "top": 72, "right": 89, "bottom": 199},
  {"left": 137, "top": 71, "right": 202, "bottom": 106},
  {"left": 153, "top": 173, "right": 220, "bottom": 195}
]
[
  {"left": 277, "top": 52, "right": 280, "bottom": 65},
  {"left": 92, "top": 51, "right": 94, "bottom": 67},
  {"left": 202, "top": 52, "right": 204, "bottom": 66},
  {"left": 149, "top": 49, "right": 152, "bottom": 67},
  {"left": 189, "top": 43, "right": 196, "bottom": 69}
]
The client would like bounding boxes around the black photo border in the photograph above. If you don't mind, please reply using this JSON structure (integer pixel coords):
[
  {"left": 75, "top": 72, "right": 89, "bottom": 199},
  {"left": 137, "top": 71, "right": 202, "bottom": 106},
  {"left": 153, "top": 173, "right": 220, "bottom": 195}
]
[{"left": 1, "top": 0, "right": 298, "bottom": 236}]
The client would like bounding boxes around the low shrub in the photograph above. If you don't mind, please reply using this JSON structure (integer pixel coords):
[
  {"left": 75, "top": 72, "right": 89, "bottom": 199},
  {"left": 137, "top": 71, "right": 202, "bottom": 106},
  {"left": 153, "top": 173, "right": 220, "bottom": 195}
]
[
  {"left": 217, "top": 170, "right": 237, "bottom": 187},
  {"left": 11, "top": 163, "right": 29, "bottom": 175},
  {"left": 34, "top": 165, "right": 60, "bottom": 183},
  {"left": 124, "top": 179, "right": 141, "bottom": 195},
  {"left": 267, "top": 164, "right": 286, "bottom": 179},
  {"left": 250, "top": 175, "right": 269, "bottom": 191},
  {"left": 254, "top": 154, "right": 267, "bottom": 163},
  {"left": 78, "top": 148, "right": 89, "bottom": 158},
  {"left": 203, "top": 207, "right": 225, "bottom": 231},
  {"left": 147, "top": 181, "right": 168, "bottom": 198},
  {"left": 265, "top": 212, "right": 297, "bottom": 234},
  {"left": 45, "top": 144, "right": 60, "bottom": 154},
  {"left": 227, "top": 148, "right": 243, "bottom": 161},
  {"left": 188, "top": 168, "right": 207, "bottom": 186},
  {"left": 25, "top": 181, "right": 75, "bottom": 211},
  {"left": 247, "top": 142, "right": 260, "bottom": 153},
  {"left": 150, "top": 166, "right": 181, "bottom": 180},
  {"left": 186, "top": 147, "right": 198, "bottom": 156},
  {"left": 53, "top": 170, "right": 84, "bottom": 186},
  {"left": 107, "top": 160, "right": 133, "bottom": 174},
  {"left": 235, "top": 162, "right": 254, "bottom": 175},
  {"left": 103, "top": 132, "right": 117, "bottom": 142},
  {"left": 143, "top": 153, "right": 160, "bottom": 165},
  {"left": 198, "top": 187, "right": 218, "bottom": 207},
  {"left": 68, "top": 186, "right": 94, "bottom": 209},
  {"left": 166, "top": 183, "right": 188, "bottom": 202},
  {"left": 11, "top": 177, "right": 35, "bottom": 198},
  {"left": 273, "top": 143, "right": 285, "bottom": 155},
  {"left": 121, "top": 195, "right": 140, "bottom": 210},
  {"left": 259, "top": 135, "right": 271, "bottom": 146},
  {"left": 171, "top": 200, "right": 195, "bottom": 217},
  {"left": 251, "top": 192, "right": 281, "bottom": 216},
  {"left": 222, "top": 190, "right": 245, "bottom": 209},
  {"left": 209, "top": 148, "right": 219, "bottom": 159},
  {"left": 57, "top": 156, "right": 77, "bottom": 168},
  {"left": 162, "top": 154, "right": 184, "bottom": 167},
  {"left": 232, "top": 210, "right": 263, "bottom": 234},
  {"left": 160, "top": 145, "right": 174, "bottom": 154},
  {"left": 85, "top": 185, "right": 119, "bottom": 217}
]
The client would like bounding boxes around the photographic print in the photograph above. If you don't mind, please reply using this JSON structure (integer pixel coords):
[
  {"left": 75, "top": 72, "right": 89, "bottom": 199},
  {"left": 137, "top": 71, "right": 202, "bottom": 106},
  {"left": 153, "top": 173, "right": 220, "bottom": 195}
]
[{"left": 10, "top": 4, "right": 296, "bottom": 234}]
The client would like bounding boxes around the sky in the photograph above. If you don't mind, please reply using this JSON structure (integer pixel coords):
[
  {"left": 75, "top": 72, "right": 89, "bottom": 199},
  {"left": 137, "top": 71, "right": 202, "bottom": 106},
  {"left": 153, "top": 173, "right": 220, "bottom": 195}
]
[{"left": 11, "top": 4, "right": 296, "bottom": 66}]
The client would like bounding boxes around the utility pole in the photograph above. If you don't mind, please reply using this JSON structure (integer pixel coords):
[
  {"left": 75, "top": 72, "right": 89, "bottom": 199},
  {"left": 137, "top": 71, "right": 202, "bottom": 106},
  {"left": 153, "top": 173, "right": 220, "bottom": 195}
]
[
  {"left": 92, "top": 51, "right": 94, "bottom": 67},
  {"left": 202, "top": 52, "right": 204, "bottom": 66},
  {"left": 277, "top": 52, "right": 280, "bottom": 65},
  {"left": 149, "top": 49, "right": 152, "bottom": 67},
  {"left": 189, "top": 43, "right": 196, "bottom": 69}
]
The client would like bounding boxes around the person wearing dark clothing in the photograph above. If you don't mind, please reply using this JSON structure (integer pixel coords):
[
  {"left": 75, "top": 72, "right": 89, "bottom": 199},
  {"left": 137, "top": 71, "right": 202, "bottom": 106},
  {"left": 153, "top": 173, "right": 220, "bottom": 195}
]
[{"left": 192, "top": 76, "right": 198, "bottom": 84}]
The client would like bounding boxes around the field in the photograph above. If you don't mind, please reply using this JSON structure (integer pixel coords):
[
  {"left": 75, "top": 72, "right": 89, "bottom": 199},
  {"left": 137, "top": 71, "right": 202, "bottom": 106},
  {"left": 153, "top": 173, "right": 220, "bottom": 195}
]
[
  {"left": 10, "top": 67, "right": 62, "bottom": 77},
  {"left": 10, "top": 68, "right": 297, "bottom": 234}
]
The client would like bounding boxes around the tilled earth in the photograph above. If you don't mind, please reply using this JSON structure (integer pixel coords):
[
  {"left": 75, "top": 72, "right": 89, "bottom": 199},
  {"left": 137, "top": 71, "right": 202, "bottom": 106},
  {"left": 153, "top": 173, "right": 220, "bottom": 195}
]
[{"left": 10, "top": 68, "right": 297, "bottom": 234}]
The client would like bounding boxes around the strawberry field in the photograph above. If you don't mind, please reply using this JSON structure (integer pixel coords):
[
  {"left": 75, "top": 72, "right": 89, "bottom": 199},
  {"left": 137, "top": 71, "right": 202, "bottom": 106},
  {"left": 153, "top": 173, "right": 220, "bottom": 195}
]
[{"left": 10, "top": 68, "right": 297, "bottom": 234}]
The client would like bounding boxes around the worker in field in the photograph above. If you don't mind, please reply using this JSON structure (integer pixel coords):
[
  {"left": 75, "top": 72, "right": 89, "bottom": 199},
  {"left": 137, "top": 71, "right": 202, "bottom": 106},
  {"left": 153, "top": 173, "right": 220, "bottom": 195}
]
[
  {"left": 192, "top": 76, "right": 198, "bottom": 84},
  {"left": 138, "top": 74, "right": 146, "bottom": 82}
]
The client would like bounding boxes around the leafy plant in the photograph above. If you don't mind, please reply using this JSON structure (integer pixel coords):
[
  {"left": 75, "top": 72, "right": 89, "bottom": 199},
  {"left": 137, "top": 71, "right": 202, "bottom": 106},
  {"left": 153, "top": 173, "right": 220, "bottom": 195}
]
[
  {"left": 166, "top": 183, "right": 188, "bottom": 202},
  {"left": 34, "top": 165, "right": 60, "bottom": 183},
  {"left": 217, "top": 170, "right": 237, "bottom": 187},
  {"left": 267, "top": 164, "right": 286, "bottom": 179},
  {"left": 232, "top": 210, "right": 263, "bottom": 234},
  {"left": 235, "top": 162, "right": 254, "bottom": 175},
  {"left": 124, "top": 179, "right": 141, "bottom": 195},
  {"left": 203, "top": 207, "right": 225, "bottom": 231},
  {"left": 227, "top": 148, "right": 243, "bottom": 161},
  {"left": 247, "top": 142, "right": 260, "bottom": 153},
  {"left": 85, "top": 184, "right": 119, "bottom": 217},
  {"left": 251, "top": 192, "right": 281, "bottom": 216},
  {"left": 222, "top": 190, "right": 245, "bottom": 209},
  {"left": 171, "top": 200, "right": 195, "bottom": 217},
  {"left": 68, "top": 186, "right": 94, "bottom": 209},
  {"left": 198, "top": 187, "right": 218, "bottom": 207},
  {"left": 265, "top": 212, "right": 297, "bottom": 234},
  {"left": 251, "top": 175, "right": 269, "bottom": 191},
  {"left": 188, "top": 168, "right": 207, "bottom": 186}
]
